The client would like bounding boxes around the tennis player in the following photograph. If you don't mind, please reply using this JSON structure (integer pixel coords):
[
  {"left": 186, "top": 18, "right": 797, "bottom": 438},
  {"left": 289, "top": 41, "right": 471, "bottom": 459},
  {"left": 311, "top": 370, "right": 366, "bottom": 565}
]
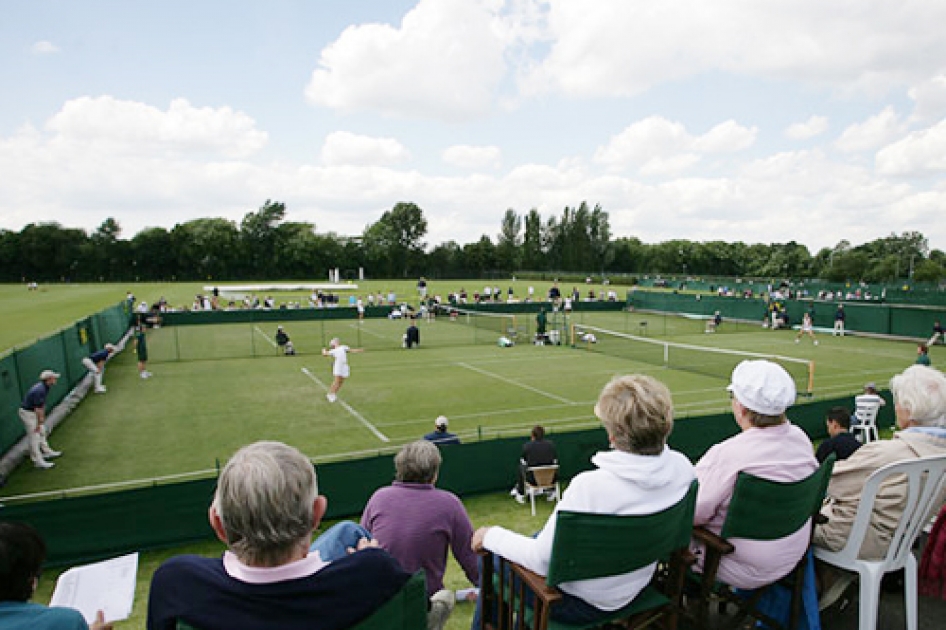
[{"left": 321, "top": 338, "right": 364, "bottom": 402}]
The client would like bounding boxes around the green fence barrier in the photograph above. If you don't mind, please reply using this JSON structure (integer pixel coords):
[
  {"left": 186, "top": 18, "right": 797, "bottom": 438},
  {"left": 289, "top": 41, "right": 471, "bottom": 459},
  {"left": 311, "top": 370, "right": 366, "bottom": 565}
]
[
  {"left": 0, "top": 302, "right": 132, "bottom": 454},
  {"left": 0, "top": 390, "right": 885, "bottom": 567}
]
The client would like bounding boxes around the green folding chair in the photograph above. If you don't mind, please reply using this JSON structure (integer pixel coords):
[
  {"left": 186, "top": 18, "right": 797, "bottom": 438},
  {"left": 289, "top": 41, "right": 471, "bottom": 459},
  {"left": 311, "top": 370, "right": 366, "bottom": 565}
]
[
  {"left": 689, "top": 454, "right": 835, "bottom": 630},
  {"left": 176, "top": 570, "right": 427, "bottom": 630},
  {"left": 481, "top": 479, "right": 699, "bottom": 630}
]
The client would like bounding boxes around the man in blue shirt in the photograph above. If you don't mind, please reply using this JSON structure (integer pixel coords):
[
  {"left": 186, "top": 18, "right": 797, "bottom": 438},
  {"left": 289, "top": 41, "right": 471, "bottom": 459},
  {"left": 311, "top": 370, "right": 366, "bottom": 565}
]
[
  {"left": 18, "top": 370, "right": 63, "bottom": 469},
  {"left": 147, "top": 441, "right": 411, "bottom": 630},
  {"left": 816, "top": 407, "right": 862, "bottom": 463},
  {"left": 82, "top": 344, "right": 116, "bottom": 393},
  {"left": 423, "top": 416, "right": 460, "bottom": 445}
]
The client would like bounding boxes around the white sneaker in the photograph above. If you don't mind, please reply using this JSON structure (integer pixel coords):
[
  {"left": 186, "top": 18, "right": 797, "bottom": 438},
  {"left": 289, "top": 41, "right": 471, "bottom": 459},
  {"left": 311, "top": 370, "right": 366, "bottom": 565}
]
[
  {"left": 326, "top": 393, "right": 337, "bottom": 403},
  {"left": 514, "top": 492, "right": 525, "bottom": 504},
  {"left": 794, "top": 339, "right": 800, "bottom": 344},
  {"left": 34, "top": 460, "right": 55, "bottom": 469},
  {"left": 95, "top": 386, "right": 107, "bottom": 393},
  {"left": 43, "top": 450, "right": 62, "bottom": 459},
  {"left": 814, "top": 340, "right": 819, "bottom": 346}
]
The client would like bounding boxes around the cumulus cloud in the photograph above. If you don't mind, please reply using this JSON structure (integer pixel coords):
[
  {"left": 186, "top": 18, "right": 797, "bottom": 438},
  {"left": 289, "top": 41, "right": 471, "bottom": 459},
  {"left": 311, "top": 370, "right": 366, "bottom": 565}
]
[
  {"left": 875, "top": 118, "right": 946, "bottom": 176},
  {"left": 909, "top": 75, "right": 946, "bottom": 123},
  {"left": 519, "top": 1, "right": 946, "bottom": 98},
  {"left": 31, "top": 40, "right": 60, "bottom": 54},
  {"left": 594, "top": 116, "right": 754, "bottom": 175},
  {"left": 45, "top": 96, "right": 268, "bottom": 158},
  {"left": 320, "top": 131, "right": 410, "bottom": 166},
  {"left": 442, "top": 144, "right": 501, "bottom": 169},
  {"left": 784, "top": 116, "right": 829, "bottom": 140},
  {"left": 834, "top": 107, "right": 904, "bottom": 153},
  {"left": 304, "top": 0, "right": 506, "bottom": 121}
]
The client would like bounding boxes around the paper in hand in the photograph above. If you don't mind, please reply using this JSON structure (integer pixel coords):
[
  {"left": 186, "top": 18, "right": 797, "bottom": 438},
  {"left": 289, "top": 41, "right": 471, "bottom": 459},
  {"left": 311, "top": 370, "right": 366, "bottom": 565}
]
[{"left": 50, "top": 552, "right": 139, "bottom": 624}]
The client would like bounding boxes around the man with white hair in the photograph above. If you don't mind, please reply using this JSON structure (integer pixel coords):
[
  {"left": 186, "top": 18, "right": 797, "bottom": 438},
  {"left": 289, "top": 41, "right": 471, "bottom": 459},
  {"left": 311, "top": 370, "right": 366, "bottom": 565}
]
[
  {"left": 692, "top": 360, "right": 818, "bottom": 589},
  {"left": 18, "top": 370, "right": 63, "bottom": 469},
  {"left": 147, "top": 441, "right": 411, "bottom": 630},
  {"left": 82, "top": 343, "right": 116, "bottom": 393}
]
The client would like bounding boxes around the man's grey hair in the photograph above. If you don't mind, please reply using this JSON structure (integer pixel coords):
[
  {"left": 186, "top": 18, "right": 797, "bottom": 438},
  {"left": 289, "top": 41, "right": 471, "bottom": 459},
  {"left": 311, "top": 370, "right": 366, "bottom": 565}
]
[
  {"left": 891, "top": 365, "right": 946, "bottom": 428},
  {"left": 213, "top": 441, "right": 318, "bottom": 566},
  {"left": 394, "top": 440, "right": 442, "bottom": 483}
]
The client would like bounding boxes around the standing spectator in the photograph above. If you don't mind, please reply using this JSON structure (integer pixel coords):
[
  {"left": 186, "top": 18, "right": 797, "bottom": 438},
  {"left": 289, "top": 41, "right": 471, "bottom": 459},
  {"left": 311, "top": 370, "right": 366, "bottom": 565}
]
[
  {"left": 511, "top": 425, "right": 558, "bottom": 504},
  {"left": 535, "top": 307, "right": 548, "bottom": 343},
  {"left": 423, "top": 416, "right": 460, "bottom": 445},
  {"left": 135, "top": 325, "right": 153, "bottom": 378},
  {"left": 705, "top": 311, "right": 722, "bottom": 333},
  {"left": 0, "top": 522, "right": 112, "bottom": 629},
  {"left": 693, "top": 360, "right": 818, "bottom": 589},
  {"left": 360, "top": 440, "right": 479, "bottom": 628},
  {"left": 917, "top": 344, "right": 932, "bottom": 366},
  {"left": 147, "top": 441, "right": 411, "bottom": 630},
  {"left": 18, "top": 370, "right": 62, "bottom": 469},
  {"left": 815, "top": 407, "right": 862, "bottom": 463},
  {"left": 417, "top": 277, "right": 428, "bottom": 299},
  {"left": 83, "top": 344, "right": 116, "bottom": 394},
  {"left": 321, "top": 338, "right": 363, "bottom": 403},
  {"left": 833, "top": 304, "right": 846, "bottom": 336},
  {"left": 929, "top": 320, "right": 945, "bottom": 347},
  {"left": 403, "top": 322, "right": 420, "bottom": 349},
  {"left": 356, "top": 298, "right": 365, "bottom": 322},
  {"left": 547, "top": 282, "right": 561, "bottom": 306}
]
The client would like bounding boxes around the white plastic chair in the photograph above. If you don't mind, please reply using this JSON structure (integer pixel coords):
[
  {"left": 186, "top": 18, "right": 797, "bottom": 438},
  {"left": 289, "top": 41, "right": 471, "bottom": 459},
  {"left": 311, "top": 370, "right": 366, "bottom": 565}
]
[
  {"left": 524, "top": 464, "right": 560, "bottom": 516},
  {"left": 852, "top": 399, "right": 882, "bottom": 443},
  {"left": 814, "top": 453, "right": 946, "bottom": 630}
]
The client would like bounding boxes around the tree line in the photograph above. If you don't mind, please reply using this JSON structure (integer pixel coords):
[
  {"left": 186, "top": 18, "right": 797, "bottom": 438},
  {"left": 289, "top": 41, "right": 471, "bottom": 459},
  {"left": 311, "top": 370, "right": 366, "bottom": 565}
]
[{"left": 0, "top": 200, "right": 942, "bottom": 283}]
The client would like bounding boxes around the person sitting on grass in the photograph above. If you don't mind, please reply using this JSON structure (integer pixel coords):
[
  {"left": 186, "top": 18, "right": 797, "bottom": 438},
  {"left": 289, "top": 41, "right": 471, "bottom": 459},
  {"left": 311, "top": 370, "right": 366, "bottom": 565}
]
[
  {"left": 147, "top": 441, "right": 411, "bottom": 630},
  {"left": 0, "top": 522, "right": 112, "bottom": 629},
  {"left": 815, "top": 406, "right": 862, "bottom": 463},
  {"left": 471, "top": 374, "right": 696, "bottom": 627}
]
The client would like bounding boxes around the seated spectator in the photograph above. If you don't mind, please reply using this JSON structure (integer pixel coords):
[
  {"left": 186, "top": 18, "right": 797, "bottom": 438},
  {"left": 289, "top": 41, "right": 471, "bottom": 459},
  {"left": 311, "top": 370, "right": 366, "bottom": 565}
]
[
  {"left": 423, "top": 416, "right": 460, "bottom": 445},
  {"left": 274, "top": 326, "right": 295, "bottom": 355},
  {"left": 358, "top": 440, "right": 479, "bottom": 629},
  {"left": 705, "top": 311, "right": 722, "bottom": 333},
  {"left": 471, "top": 374, "right": 695, "bottom": 627},
  {"left": 693, "top": 360, "right": 818, "bottom": 589},
  {"left": 852, "top": 382, "right": 886, "bottom": 427},
  {"left": 814, "top": 365, "right": 946, "bottom": 558},
  {"left": 511, "top": 425, "right": 558, "bottom": 504},
  {"left": 816, "top": 406, "right": 862, "bottom": 463},
  {"left": 0, "top": 522, "right": 112, "bottom": 629},
  {"left": 147, "top": 441, "right": 411, "bottom": 630},
  {"left": 917, "top": 343, "right": 932, "bottom": 366}
]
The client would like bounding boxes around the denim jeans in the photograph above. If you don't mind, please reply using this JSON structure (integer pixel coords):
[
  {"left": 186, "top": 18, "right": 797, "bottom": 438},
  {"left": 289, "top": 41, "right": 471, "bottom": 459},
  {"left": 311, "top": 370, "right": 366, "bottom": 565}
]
[{"left": 309, "top": 521, "right": 372, "bottom": 562}]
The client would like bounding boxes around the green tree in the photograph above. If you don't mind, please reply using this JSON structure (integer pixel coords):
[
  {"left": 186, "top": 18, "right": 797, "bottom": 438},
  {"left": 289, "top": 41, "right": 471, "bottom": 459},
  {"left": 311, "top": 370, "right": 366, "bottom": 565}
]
[
  {"left": 495, "top": 209, "right": 522, "bottom": 272},
  {"left": 240, "top": 200, "right": 286, "bottom": 278},
  {"left": 131, "top": 227, "right": 175, "bottom": 281},
  {"left": 362, "top": 202, "right": 428, "bottom": 277},
  {"left": 521, "top": 209, "right": 544, "bottom": 270},
  {"left": 171, "top": 218, "right": 240, "bottom": 281}
]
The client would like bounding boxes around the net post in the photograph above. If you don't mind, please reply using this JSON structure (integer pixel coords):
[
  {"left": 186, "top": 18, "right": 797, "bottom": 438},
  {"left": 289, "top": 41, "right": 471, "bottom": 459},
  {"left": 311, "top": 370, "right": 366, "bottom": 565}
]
[
  {"left": 807, "top": 360, "right": 815, "bottom": 396},
  {"left": 569, "top": 323, "right": 576, "bottom": 347}
]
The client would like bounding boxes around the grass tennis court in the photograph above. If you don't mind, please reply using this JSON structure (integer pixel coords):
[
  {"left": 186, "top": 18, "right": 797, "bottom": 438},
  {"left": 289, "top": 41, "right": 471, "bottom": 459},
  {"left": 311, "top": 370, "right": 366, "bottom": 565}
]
[{"left": 2, "top": 307, "right": 925, "bottom": 498}]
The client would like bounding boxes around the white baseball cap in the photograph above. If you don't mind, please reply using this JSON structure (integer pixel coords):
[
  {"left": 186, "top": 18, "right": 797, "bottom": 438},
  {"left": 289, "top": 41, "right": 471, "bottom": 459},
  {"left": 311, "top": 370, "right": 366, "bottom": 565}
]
[
  {"left": 39, "top": 369, "right": 60, "bottom": 380},
  {"left": 727, "top": 360, "right": 796, "bottom": 416},
  {"left": 435, "top": 415, "right": 449, "bottom": 428}
]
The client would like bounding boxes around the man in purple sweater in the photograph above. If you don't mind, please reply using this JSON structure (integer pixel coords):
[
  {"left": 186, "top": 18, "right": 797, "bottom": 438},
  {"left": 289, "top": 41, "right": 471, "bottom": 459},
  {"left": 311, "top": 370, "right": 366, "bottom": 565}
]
[{"left": 360, "top": 440, "right": 480, "bottom": 627}]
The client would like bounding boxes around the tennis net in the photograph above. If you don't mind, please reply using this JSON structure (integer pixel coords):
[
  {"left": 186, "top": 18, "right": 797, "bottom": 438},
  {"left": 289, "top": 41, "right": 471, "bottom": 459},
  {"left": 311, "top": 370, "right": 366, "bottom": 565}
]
[
  {"left": 572, "top": 324, "right": 815, "bottom": 396},
  {"left": 435, "top": 306, "right": 520, "bottom": 338}
]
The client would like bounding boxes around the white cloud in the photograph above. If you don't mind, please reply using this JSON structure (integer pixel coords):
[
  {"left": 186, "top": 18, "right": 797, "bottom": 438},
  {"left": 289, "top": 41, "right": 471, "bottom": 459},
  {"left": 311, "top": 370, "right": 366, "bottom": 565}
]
[
  {"left": 31, "top": 40, "right": 60, "bottom": 54},
  {"left": 835, "top": 107, "right": 904, "bottom": 153},
  {"left": 45, "top": 96, "right": 268, "bottom": 158},
  {"left": 909, "top": 75, "right": 946, "bottom": 123},
  {"left": 304, "top": 0, "right": 506, "bottom": 121},
  {"left": 320, "top": 131, "right": 410, "bottom": 166},
  {"left": 784, "top": 116, "right": 829, "bottom": 140},
  {"left": 594, "top": 116, "right": 754, "bottom": 175},
  {"left": 875, "top": 118, "right": 946, "bottom": 176},
  {"left": 442, "top": 144, "right": 501, "bottom": 169},
  {"left": 520, "top": 1, "right": 946, "bottom": 98}
]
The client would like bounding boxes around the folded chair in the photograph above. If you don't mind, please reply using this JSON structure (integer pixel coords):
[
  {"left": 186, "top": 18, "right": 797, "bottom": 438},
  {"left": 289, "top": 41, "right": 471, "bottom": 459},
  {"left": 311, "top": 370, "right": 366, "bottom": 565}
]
[
  {"left": 813, "top": 453, "right": 946, "bottom": 630},
  {"left": 480, "top": 479, "right": 698, "bottom": 630},
  {"left": 688, "top": 455, "right": 835, "bottom": 630},
  {"left": 176, "top": 570, "right": 427, "bottom": 630}
]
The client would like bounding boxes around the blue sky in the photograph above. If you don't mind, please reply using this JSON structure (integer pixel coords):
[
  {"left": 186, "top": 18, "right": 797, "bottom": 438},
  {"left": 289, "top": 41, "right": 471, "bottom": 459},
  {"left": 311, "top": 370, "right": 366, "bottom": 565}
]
[{"left": 3, "top": 0, "right": 946, "bottom": 254}]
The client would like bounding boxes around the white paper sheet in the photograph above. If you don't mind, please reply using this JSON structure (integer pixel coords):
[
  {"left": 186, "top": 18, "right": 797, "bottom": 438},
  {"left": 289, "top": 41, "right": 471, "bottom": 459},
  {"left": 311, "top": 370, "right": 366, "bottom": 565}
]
[{"left": 50, "top": 552, "right": 138, "bottom": 624}]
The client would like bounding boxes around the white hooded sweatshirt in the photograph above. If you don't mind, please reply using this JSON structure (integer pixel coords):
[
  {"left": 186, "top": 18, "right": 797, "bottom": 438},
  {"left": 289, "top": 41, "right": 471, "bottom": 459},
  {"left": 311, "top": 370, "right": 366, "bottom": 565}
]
[{"left": 483, "top": 446, "right": 695, "bottom": 611}]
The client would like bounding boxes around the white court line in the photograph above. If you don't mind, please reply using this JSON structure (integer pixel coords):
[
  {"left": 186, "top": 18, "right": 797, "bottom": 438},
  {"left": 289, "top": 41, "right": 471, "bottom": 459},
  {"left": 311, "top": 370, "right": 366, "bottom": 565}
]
[
  {"left": 253, "top": 325, "right": 278, "bottom": 348},
  {"left": 457, "top": 361, "right": 573, "bottom": 404},
  {"left": 348, "top": 322, "right": 394, "bottom": 341},
  {"left": 300, "top": 367, "right": 390, "bottom": 442}
]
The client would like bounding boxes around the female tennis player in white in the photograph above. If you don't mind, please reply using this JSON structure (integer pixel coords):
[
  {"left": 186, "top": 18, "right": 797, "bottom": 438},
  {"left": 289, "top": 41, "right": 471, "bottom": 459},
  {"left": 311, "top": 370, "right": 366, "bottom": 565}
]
[{"left": 321, "top": 338, "right": 364, "bottom": 402}]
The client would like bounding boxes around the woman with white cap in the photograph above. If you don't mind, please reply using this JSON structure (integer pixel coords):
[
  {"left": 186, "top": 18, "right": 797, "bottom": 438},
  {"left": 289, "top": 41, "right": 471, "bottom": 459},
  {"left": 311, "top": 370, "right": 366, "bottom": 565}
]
[
  {"left": 321, "top": 338, "right": 363, "bottom": 402},
  {"left": 692, "top": 360, "right": 818, "bottom": 589}
]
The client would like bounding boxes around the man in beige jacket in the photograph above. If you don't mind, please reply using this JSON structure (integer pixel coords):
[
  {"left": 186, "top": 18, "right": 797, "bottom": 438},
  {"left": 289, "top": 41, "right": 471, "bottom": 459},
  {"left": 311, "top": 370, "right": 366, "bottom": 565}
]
[{"left": 814, "top": 365, "right": 946, "bottom": 559}]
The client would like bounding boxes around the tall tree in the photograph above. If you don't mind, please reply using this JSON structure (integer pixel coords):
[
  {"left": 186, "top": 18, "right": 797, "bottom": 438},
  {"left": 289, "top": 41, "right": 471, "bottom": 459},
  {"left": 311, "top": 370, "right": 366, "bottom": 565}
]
[
  {"left": 362, "top": 202, "right": 427, "bottom": 277},
  {"left": 521, "top": 209, "right": 544, "bottom": 270},
  {"left": 495, "top": 209, "right": 522, "bottom": 272},
  {"left": 240, "top": 200, "right": 286, "bottom": 278}
]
